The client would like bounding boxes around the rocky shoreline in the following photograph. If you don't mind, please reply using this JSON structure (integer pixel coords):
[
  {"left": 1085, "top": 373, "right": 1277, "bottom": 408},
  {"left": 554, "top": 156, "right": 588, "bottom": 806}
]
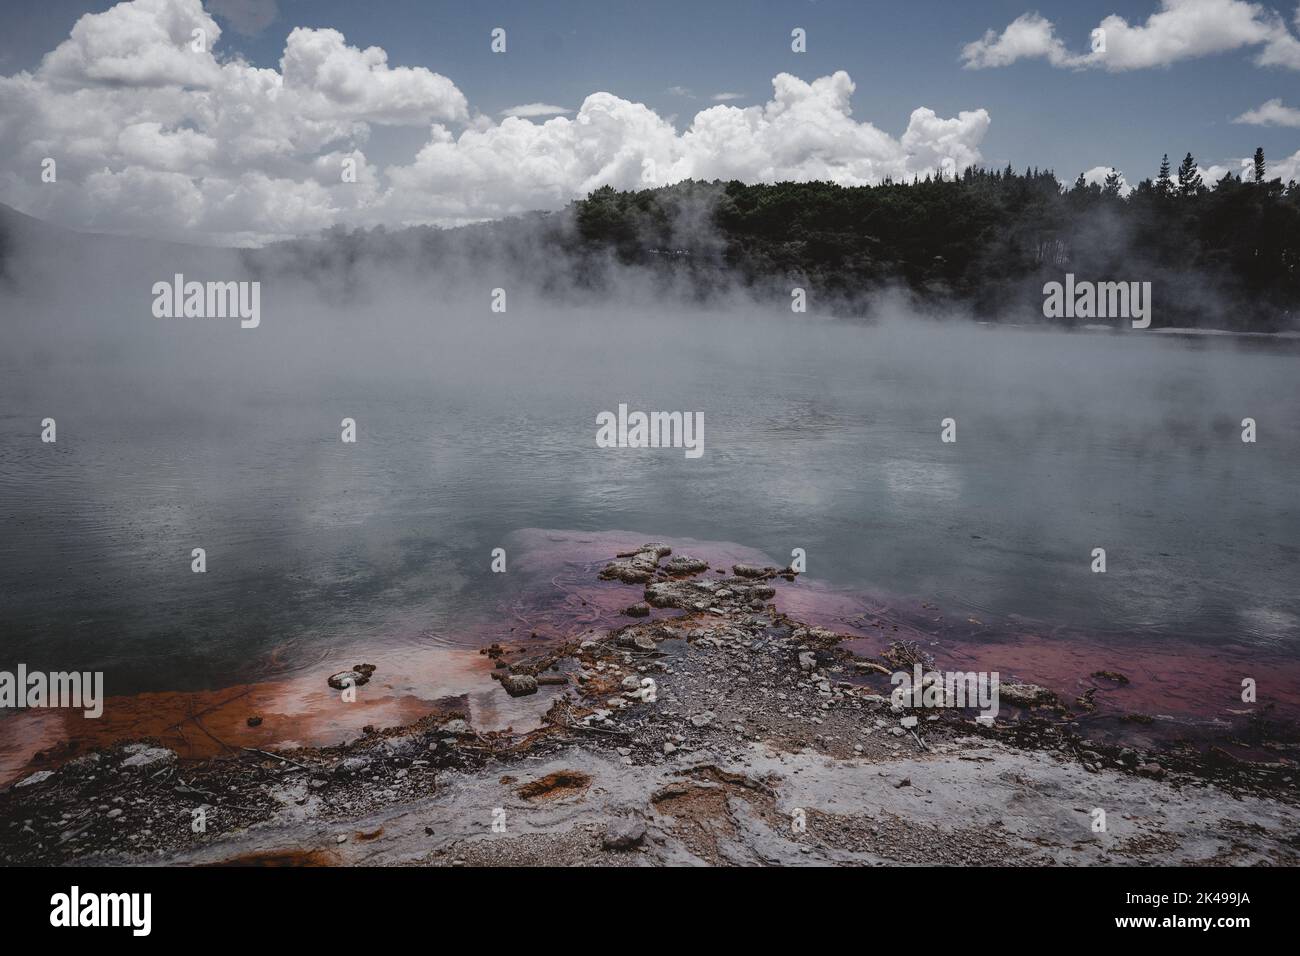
[{"left": 2, "top": 542, "right": 1297, "bottom": 866}]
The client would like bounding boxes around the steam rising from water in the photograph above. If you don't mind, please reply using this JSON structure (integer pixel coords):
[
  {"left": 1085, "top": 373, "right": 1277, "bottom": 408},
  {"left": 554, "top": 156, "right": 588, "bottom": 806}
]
[{"left": 1, "top": 210, "right": 1297, "bottom": 697}]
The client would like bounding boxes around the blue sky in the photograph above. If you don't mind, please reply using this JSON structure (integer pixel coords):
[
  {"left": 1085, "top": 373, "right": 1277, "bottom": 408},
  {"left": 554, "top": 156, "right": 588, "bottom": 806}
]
[{"left": 2, "top": 0, "right": 1298, "bottom": 242}]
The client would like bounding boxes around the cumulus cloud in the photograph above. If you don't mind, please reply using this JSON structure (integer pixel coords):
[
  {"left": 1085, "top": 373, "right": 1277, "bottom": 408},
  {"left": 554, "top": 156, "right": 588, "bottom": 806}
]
[
  {"left": 500, "top": 103, "right": 572, "bottom": 118},
  {"left": 1271, "top": 147, "right": 1300, "bottom": 180},
  {"left": 388, "top": 69, "right": 990, "bottom": 224},
  {"left": 0, "top": 0, "right": 990, "bottom": 244},
  {"left": 961, "top": 13, "right": 1088, "bottom": 70},
  {"left": 1234, "top": 97, "right": 1300, "bottom": 125},
  {"left": 409, "top": 71, "right": 988, "bottom": 227},
  {"left": 39, "top": 0, "right": 226, "bottom": 88},
  {"left": 963, "top": 0, "right": 1300, "bottom": 71}
]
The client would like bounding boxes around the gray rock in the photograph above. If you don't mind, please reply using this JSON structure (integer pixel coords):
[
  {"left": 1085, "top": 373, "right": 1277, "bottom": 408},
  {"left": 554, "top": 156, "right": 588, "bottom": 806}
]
[
  {"left": 328, "top": 664, "right": 376, "bottom": 690},
  {"left": 617, "top": 631, "right": 656, "bottom": 651},
  {"left": 499, "top": 674, "right": 539, "bottom": 697},
  {"left": 999, "top": 683, "right": 1057, "bottom": 707},
  {"left": 334, "top": 757, "right": 371, "bottom": 776},
  {"left": 14, "top": 770, "right": 54, "bottom": 788},
  {"left": 666, "top": 555, "right": 709, "bottom": 574},
  {"left": 599, "top": 559, "right": 656, "bottom": 584},
  {"left": 121, "top": 747, "right": 176, "bottom": 772},
  {"left": 602, "top": 817, "right": 647, "bottom": 850}
]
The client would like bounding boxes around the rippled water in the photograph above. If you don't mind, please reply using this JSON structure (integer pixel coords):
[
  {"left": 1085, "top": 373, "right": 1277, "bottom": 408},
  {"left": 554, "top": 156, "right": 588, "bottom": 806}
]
[{"left": 1, "top": 309, "right": 1297, "bottom": 698}]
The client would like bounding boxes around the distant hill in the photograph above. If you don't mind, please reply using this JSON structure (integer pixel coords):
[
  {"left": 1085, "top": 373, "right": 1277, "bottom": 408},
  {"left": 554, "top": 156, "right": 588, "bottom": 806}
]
[{"left": 0, "top": 202, "right": 241, "bottom": 292}]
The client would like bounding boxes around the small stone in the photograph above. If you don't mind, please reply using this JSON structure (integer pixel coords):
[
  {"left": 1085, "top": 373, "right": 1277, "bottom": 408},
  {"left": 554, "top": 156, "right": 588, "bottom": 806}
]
[
  {"left": 121, "top": 747, "right": 176, "bottom": 772},
  {"left": 15, "top": 771, "right": 55, "bottom": 789},
  {"left": 328, "top": 664, "right": 376, "bottom": 690},
  {"left": 999, "top": 683, "right": 1057, "bottom": 707},
  {"left": 666, "top": 555, "right": 709, "bottom": 574},
  {"left": 499, "top": 674, "right": 539, "bottom": 697},
  {"left": 602, "top": 817, "right": 647, "bottom": 850},
  {"left": 334, "top": 756, "right": 370, "bottom": 776}
]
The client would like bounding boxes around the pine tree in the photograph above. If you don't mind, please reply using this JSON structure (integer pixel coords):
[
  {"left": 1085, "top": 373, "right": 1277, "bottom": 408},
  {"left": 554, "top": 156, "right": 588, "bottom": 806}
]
[
  {"left": 1073, "top": 172, "right": 1087, "bottom": 192},
  {"left": 1176, "top": 152, "right": 1202, "bottom": 197},
  {"left": 1253, "top": 147, "right": 1266, "bottom": 184},
  {"left": 1102, "top": 168, "right": 1123, "bottom": 197},
  {"left": 1155, "top": 154, "right": 1173, "bottom": 196}
]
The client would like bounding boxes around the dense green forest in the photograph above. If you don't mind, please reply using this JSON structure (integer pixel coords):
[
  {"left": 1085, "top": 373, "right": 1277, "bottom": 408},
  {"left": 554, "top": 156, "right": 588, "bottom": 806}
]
[{"left": 567, "top": 151, "right": 1300, "bottom": 330}]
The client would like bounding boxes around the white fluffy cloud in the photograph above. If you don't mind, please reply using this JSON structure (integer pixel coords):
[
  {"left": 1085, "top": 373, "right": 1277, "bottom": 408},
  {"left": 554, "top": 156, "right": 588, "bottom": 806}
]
[
  {"left": 1234, "top": 97, "right": 1300, "bottom": 125},
  {"left": 1266, "top": 147, "right": 1300, "bottom": 180},
  {"left": 0, "top": 0, "right": 990, "bottom": 244},
  {"left": 378, "top": 72, "right": 989, "bottom": 226},
  {"left": 962, "top": 13, "right": 1086, "bottom": 70},
  {"left": 963, "top": 0, "right": 1300, "bottom": 71}
]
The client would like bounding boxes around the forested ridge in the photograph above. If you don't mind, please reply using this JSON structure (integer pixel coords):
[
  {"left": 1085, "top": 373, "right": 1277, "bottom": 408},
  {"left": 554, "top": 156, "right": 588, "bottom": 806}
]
[{"left": 570, "top": 151, "right": 1300, "bottom": 330}]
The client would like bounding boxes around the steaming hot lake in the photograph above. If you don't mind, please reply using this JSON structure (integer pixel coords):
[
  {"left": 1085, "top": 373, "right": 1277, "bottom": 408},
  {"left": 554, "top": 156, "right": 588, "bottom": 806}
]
[{"left": 1, "top": 310, "right": 1297, "bottom": 768}]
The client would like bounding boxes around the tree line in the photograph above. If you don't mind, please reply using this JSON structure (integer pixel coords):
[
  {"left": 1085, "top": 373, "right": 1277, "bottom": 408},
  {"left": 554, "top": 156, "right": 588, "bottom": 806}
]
[{"left": 569, "top": 150, "right": 1300, "bottom": 330}]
